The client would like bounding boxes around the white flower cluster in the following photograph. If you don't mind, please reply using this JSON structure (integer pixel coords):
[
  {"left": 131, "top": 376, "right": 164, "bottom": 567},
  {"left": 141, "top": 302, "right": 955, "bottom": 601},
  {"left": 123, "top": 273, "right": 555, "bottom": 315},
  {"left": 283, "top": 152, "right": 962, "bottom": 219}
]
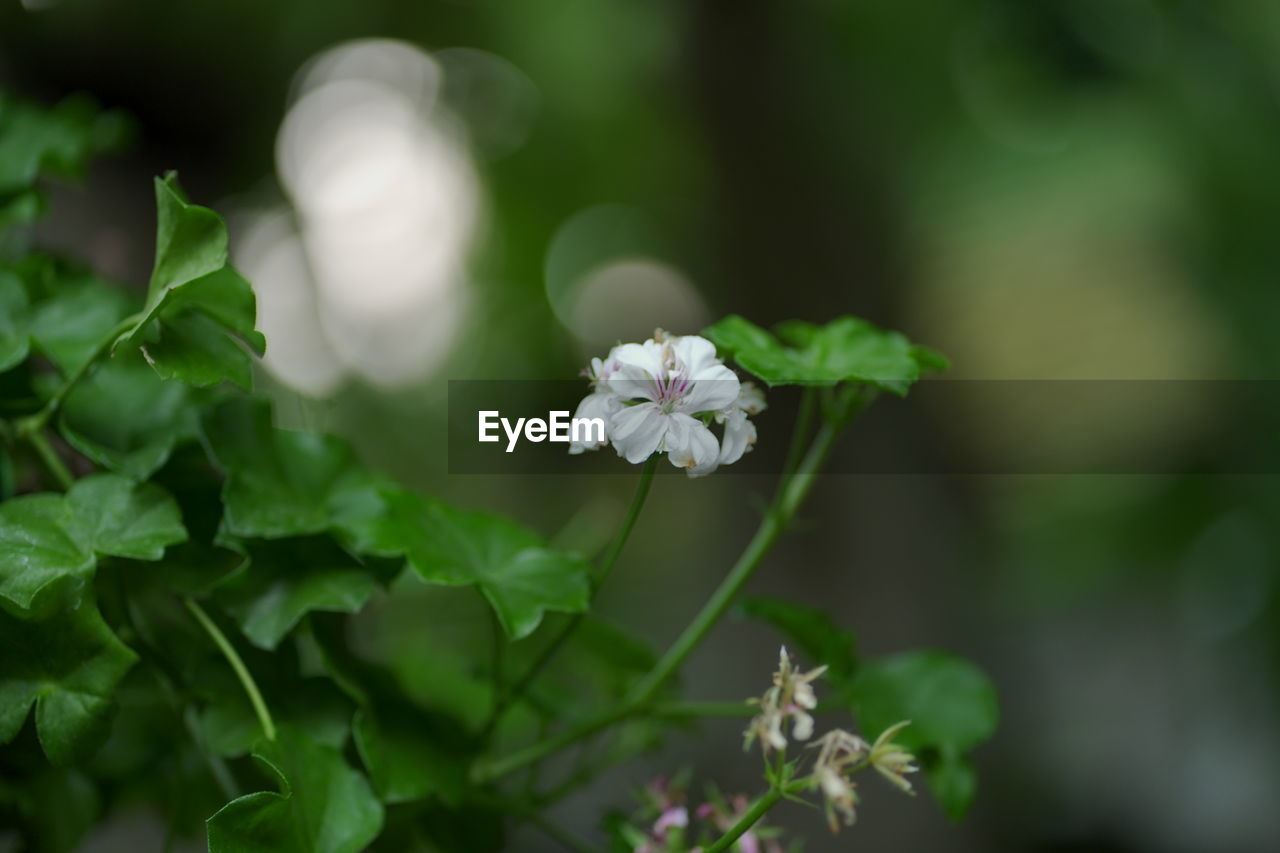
[
  {"left": 744, "top": 646, "right": 826, "bottom": 752},
  {"left": 743, "top": 648, "right": 920, "bottom": 834},
  {"left": 569, "top": 330, "right": 765, "bottom": 477}
]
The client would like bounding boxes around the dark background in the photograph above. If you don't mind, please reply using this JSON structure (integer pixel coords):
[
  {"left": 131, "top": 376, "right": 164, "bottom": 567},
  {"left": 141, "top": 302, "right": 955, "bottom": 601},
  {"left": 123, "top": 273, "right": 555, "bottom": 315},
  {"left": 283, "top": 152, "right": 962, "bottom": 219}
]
[{"left": 4, "top": 1, "right": 1280, "bottom": 850}]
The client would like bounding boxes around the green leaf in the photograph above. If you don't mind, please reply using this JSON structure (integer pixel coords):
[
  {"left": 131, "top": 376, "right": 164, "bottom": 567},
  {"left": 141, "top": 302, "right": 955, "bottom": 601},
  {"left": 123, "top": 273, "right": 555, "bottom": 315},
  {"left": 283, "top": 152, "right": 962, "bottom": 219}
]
[
  {"left": 213, "top": 537, "right": 378, "bottom": 650},
  {"left": 202, "top": 398, "right": 365, "bottom": 539},
  {"left": 200, "top": 675, "right": 354, "bottom": 759},
  {"left": 27, "top": 273, "right": 134, "bottom": 375},
  {"left": 142, "top": 307, "right": 255, "bottom": 389},
  {"left": 59, "top": 352, "right": 200, "bottom": 479},
  {"left": 0, "top": 475, "right": 186, "bottom": 611},
  {"left": 0, "top": 187, "right": 43, "bottom": 227},
  {"left": 928, "top": 751, "right": 978, "bottom": 822},
  {"left": 0, "top": 93, "right": 127, "bottom": 197},
  {"left": 206, "top": 726, "right": 384, "bottom": 853},
  {"left": 353, "top": 709, "right": 469, "bottom": 806},
  {"left": 703, "top": 314, "right": 946, "bottom": 394},
  {"left": 117, "top": 175, "right": 264, "bottom": 389},
  {"left": 0, "top": 494, "right": 94, "bottom": 612},
  {"left": 64, "top": 473, "right": 188, "bottom": 560},
  {"left": 342, "top": 487, "right": 590, "bottom": 639},
  {"left": 0, "top": 598, "right": 138, "bottom": 764},
  {"left": 740, "top": 597, "right": 858, "bottom": 693},
  {"left": 0, "top": 271, "right": 30, "bottom": 371},
  {"left": 852, "top": 649, "right": 998, "bottom": 757}
]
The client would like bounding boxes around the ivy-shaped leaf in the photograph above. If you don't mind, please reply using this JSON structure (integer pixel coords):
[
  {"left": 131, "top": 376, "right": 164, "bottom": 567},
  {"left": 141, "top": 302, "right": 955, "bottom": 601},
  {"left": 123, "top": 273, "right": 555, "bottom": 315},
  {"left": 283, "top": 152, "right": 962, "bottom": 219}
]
[
  {"left": 117, "top": 175, "right": 264, "bottom": 389},
  {"left": 852, "top": 650, "right": 998, "bottom": 819},
  {"left": 202, "top": 398, "right": 366, "bottom": 539},
  {"left": 1, "top": 256, "right": 136, "bottom": 376},
  {"left": 212, "top": 536, "right": 378, "bottom": 650},
  {"left": 58, "top": 352, "right": 200, "bottom": 480},
  {"left": 206, "top": 726, "right": 384, "bottom": 853},
  {"left": 63, "top": 474, "right": 188, "bottom": 561},
  {"left": 27, "top": 270, "right": 134, "bottom": 375},
  {"left": 338, "top": 487, "right": 590, "bottom": 639},
  {"left": 703, "top": 314, "right": 946, "bottom": 394},
  {"left": 0, "top": 597, "right": 138, "bottom": 765},
  {"left": 0, "top": 495, "right": 95, "bottom": 613},
  {"left": 0, "top": 474, "right": 186, "bottom": 612}
]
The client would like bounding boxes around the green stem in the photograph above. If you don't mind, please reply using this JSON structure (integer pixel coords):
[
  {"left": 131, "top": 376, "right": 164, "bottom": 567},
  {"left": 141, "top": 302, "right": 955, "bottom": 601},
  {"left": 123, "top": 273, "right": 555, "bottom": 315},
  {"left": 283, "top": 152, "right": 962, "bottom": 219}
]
[
  {"left": 589, "top": 455, "right": 659, "bottom": 592},
  {"left": 25, "top": 429, "right": 74, "bottom": 490},
  {"left": 704, "top": 786, "right": 784, "bottom": 853},
  {"left": 23, "top": 312, "right": 143, "bottom": 433},
  {"left": 474, "top": 417, "right": 846, "bottom": 785},
  {"left": 781, "top": 386, "right": 817, "bottom": 477},
  {"left": 651, "top": 700, "right": 757, "bottom": 718},
  {"left": 482, "top": 456, "right": 658, "bottom": 734},
  {"left": 625, "top": 417, "right": 843, "bottom": 707},
  {"left": 475, "top": 702, "right": 635, "bottom": 784},
  {"left": 184, "top": 598, "right": 276, "bottom": 742},
  {"left": 117, "top": 582, "right": 238, "bottom": 799},
  {"left": 475, "top": 388, "right": 868, "bottom": 787}
]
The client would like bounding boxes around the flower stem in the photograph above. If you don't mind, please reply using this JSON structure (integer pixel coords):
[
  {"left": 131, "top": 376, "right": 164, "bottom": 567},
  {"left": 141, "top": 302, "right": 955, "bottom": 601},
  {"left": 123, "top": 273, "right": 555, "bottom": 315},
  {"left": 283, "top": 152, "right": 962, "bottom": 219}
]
[
  {"left": 781, "top": 386, "right": 817, "bottom": 477},
  {"left": 625, "top": 417, "right": 844, "bottom": 707},
  {"left": 25, "top": 429, "right": 74, "bottom": 491},
  {"left": 184, "top": 598, "right": 276, "bottom": 742},
  {"left": 703, "top": 786, "right": 784, "bottom": 853},
  {"left": 481, "top": 456, "right": 658, "bottom": 735},
  {"left": 474, "top": 411, "right": 849, "bottom": 785},
  {"left": 21, "top": 312, "right": 143, "bottom": 434},
  {"left": 651, "top": 700, "right": 757, "bottom": 718}
]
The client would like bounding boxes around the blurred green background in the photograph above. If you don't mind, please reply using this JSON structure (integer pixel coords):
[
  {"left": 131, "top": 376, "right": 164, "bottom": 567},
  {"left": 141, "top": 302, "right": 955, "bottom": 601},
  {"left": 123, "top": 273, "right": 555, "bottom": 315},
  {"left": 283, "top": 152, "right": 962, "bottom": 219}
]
[{"left": 4, "top": 1, "right": 1280, "bottom": 850}]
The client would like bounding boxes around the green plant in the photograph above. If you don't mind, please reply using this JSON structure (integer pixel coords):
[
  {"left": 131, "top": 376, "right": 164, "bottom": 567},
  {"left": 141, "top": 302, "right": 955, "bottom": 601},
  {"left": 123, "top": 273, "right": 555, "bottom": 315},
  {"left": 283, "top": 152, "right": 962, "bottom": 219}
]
[{"left": 0, "top": 93, "right": 996, "bottom": 852}]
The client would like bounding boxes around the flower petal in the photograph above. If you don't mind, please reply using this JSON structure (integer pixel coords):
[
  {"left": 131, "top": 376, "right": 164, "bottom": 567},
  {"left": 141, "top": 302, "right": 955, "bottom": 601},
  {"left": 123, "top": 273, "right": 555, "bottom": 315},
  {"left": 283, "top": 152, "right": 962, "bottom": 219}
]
[
  {"left": 718, "top": 407, "right": 757, "bottom": 466},
  {"left": 671, "top": 334, "right": 721, "bottom": 375},
  {"left": 610, "top": 403, "right": 668, "bottom": 464},
  {"left": 606, "top": 341, "right": 664, "bottom": 400},
  {"left": 568, "top": 391, "right": 620, "bottom": 454},
  {"left": 666, "top": 412, "right": 720, "bottom": 477},
  {"left": 678, "top": 364, "right": 740, "bottom": 412}
]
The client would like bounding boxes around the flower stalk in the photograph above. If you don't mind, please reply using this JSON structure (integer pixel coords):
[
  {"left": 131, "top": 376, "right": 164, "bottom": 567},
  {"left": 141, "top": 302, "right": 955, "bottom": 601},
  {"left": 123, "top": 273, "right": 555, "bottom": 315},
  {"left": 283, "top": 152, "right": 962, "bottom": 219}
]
[
  {"left": 474, "top": 390, "right": 857, "bottom": 785},
  {"left": 185, "top": 597, "right": 277, "bottom": 742},
  {"left": 482, "top": 455, "right": 659, "bottom": 735}
]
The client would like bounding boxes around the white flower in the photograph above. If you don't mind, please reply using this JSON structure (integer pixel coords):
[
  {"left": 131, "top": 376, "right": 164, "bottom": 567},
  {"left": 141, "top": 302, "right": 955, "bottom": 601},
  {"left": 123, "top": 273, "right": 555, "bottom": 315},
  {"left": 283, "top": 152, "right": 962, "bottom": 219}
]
[
  {"left": 569, "top": 350, "right": 624, "bottom": 454},
  {"left": 569, "top": 330, "right": 764, "bottom": 477},
  {"left": 744, "top": 646, "right": 827, "bottom": 753},
  {"left": 715, "top": 382, "right": 765, "bottom": 466},
  {"left": 808, "top": 729, "right": 869, "bottom": 832}
]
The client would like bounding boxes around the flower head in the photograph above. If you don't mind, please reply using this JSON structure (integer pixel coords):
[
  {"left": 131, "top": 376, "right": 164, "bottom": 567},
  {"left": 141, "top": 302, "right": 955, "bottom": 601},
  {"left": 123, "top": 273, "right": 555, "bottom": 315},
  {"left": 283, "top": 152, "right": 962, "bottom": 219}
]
[
  {"left": 569, "top": 330, "right": 763, "bottom": 477},
  {"left": 867, "top": 720, "right": 919, "bottom": 794},
  {"left": 744, "top": 646, "right": 827, "bottom": 753},
  {"left": 807, "top": 729, "right": 869, "bottom": 832}
]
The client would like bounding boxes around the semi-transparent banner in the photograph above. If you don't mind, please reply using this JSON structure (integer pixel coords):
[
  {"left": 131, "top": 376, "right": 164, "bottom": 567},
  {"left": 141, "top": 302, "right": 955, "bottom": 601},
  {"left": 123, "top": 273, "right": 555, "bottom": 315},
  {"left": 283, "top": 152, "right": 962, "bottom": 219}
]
[{"left": 446, "top": 380, "right": 1280, "bottom": 475}]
